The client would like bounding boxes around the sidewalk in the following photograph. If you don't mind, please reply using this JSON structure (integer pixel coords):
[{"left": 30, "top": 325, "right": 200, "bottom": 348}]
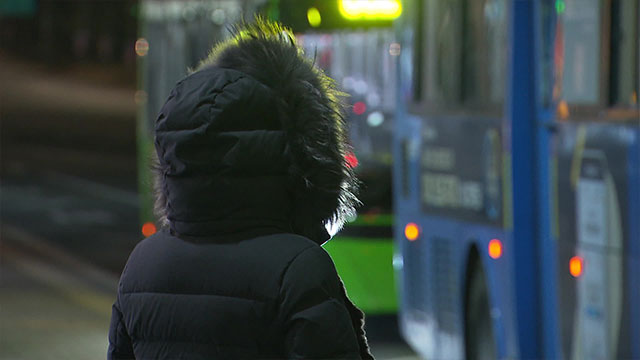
[{"left": 0, "top": 226, "right": 118, "bottom": 360}]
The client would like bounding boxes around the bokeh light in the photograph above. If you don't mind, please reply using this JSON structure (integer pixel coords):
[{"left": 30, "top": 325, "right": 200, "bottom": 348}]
[
  {"left": 389, "top": 42, "right": 401, "bottom": 56},
  {"left": 353, "top": 101, "right": 367, "bottom": 115},
  {"left": 307, "top": 7, "right": 322, "bottom": 27},
  {"left": 345, "top": 151, "right": 359, "bottom": 168},
  {"left": 404, "top": 223, "right": 420, "bottom": 241},
  {"left": 142, "top": 222, "right": 157, "bottom": 237},
  {"left": 569, "top": 256, "right": 584, "bottom": 277},
  {"left": 488, "top": 239, "right": 503, "bottom": 259},
  {"left": 367, "top": 111, "right": 384, "bottom": 127},
  {"left": 338, "top": 0, "right": 402, "bottom": 20},
  {"left": 135, "top": 38, "right": 149, "bottom": 57}
]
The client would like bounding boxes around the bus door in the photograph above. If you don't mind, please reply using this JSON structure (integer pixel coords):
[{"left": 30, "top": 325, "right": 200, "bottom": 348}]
[{"left": 539, "top": 0, "right": 640, "bottom": 358}]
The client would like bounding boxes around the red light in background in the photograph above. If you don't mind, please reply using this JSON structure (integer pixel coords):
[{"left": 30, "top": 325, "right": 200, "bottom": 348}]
[
  {"left": 345, "top": 152, "right": 359, "bottom": 168},
  {"left": 569, "top": 256, "right": 584, "bottom": 277},
  {"left": 142, "top": 222, "right": 157, "bottom": 237},
  {"left": 353, "top": 101, "right": 366, "bottom": 115},
  {"left": 404, "top": 223, "right": 420, "bottom": 241},
  {"left": 488, "top": 239, "right": 503, "bottom": 259}
]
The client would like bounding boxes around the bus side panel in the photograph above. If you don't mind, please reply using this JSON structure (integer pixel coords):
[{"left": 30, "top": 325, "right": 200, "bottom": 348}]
[
  {"left": 554, "top": 123, "right": 638, "bottom": 360},
  {"left": 393, "top": 113, "right": 519, "bottom": 359},
  {"left": 460, "top": 224, "right": 519, "bottom": 359},
  {"left": 395, "top": 216, "right": 517, "bottom": 359}
]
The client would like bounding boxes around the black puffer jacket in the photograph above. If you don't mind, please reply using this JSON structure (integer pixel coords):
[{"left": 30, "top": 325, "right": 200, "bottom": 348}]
[
  {"left": 108, "top": 20, "right": 372, "bottom": 359},
  {"left": 108, "top": 231, "right": 361, "bottom": 359}
]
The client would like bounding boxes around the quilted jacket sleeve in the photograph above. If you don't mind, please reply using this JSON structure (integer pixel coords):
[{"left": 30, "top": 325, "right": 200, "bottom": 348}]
[
  {"left": 279, "top": 245, "right": 362, "bottom": 359},
  {"left": 107, "top": 297, "right": 134, "bottom": 360}
]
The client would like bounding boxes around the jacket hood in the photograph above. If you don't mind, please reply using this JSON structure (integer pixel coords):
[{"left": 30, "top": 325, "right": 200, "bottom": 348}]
[
  {"left": 155, "top": 68, "right": 293, "bottom": 238},
  {"left": 153, "top": 20, "right": 359, "bottom": 243}
]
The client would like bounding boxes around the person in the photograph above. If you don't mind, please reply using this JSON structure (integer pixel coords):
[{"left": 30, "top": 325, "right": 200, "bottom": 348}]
[{"left": 107, "top": 18, "right": 373, "bottom": 359}]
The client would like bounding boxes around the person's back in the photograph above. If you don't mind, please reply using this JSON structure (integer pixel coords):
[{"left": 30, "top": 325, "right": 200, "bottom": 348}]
[
  {"left": 110, "top": 231, "right": 361, "bottom": 359},
  {"left": 108, "top": 19, "right": 372, "bottom": 359}
]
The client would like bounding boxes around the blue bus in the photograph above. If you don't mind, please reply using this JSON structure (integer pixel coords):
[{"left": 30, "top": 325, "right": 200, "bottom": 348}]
[{"left": 393, "top": 0, "right": 639, "bottom": 359}]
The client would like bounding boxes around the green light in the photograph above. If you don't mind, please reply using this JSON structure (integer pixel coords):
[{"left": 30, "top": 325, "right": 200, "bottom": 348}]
[
  {"left": 307, "top": 7, "right": 322, "bottom": 27},
  {"left": 338, "top": 0, "right": 402, "bottom": 21},
  {"left": 555, "top": 0, "right": 566, "bottom": 14}
]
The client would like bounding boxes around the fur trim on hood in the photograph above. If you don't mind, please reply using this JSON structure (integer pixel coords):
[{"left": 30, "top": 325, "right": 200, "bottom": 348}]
[{"left": 153, "top": 18, "right": 360, "bottom": 242}]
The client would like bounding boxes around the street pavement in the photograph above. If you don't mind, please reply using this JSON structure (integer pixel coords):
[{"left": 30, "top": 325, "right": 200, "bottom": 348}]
[
  {"left": 1, "top": 171, "right": 140, "bottom": 274},
  {"left": 1, "top": 228, "right": 116, "bottom": 360}
]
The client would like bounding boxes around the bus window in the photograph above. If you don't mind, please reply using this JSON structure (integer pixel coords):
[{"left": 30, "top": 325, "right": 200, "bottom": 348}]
[
  {"left": 424, "top": 0, "right": 462, "bottom": 105},
  {"left": 420, "top": 0, "right": 507, "bottom": 109},
  {"left": 460, "top": 0, "right": 507, "bottom": 108},
  {"left": 538, "top": 1, "right": 556, "bottom": 107},
  {"left": 558, "top": 0, "right": 602, "bottom": 105},
  {"left": 609, "top": 0, "right": 639, "bottom": 107},
  {"left": 412, "top": 0, "right": 424, "bottom": 102}
]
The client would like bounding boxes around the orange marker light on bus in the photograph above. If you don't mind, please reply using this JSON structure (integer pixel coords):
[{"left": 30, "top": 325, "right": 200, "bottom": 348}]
[
  {"left": 557, "top": 100, "right": 570, "bottom": 120},
  {"left": 142, "top": 222, "right": 157, "bottom": 237},
  {"left": 488, "top": 239, "right": 503, "bottom": 259},
  {"left": 404, "top": 223, "right": 420, "bottom": 241},
  {"left": 569, "top": 256, "right": 584, "bottom": 277}
]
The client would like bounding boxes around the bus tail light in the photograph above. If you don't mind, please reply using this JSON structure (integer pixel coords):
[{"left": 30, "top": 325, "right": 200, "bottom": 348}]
[
  {"left": 569, "top": 256, "right": 584, "bottom": 277},
  {"left": 488, "top": 239, "right": 503, "bottom": 259},
  {"left": 405, "top": 223, "right": 420, "bottom": 241}
]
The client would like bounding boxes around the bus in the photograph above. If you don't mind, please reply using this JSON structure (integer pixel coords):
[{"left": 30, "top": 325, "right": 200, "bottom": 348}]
[
  {"left": 393, "top": 0, "right": 639, "bottom": 359},
  {"left": 136, "top": 0, "right": 399, "bottom": 316}
]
